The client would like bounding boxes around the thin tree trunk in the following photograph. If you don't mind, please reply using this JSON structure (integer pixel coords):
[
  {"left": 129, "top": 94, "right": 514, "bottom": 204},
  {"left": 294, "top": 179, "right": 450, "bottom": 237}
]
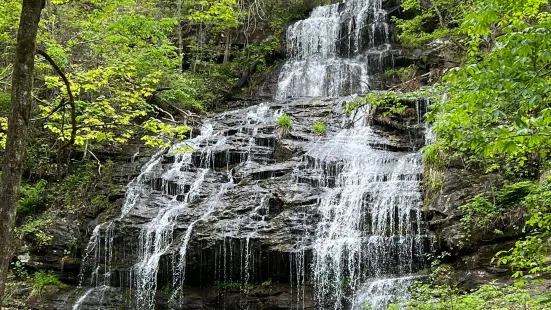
[
  {"left": 0, "top": 0, "right": 44, "bottom": 304},
  {"left": 177, "top": 0, "right": 183, "bottom": 72},
  {"left": 223, "top": 29, "right": 231, "bottom": 64}
]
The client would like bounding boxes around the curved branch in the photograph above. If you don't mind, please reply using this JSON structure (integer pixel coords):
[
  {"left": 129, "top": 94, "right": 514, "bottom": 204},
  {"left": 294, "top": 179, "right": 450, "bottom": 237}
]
[
  {"left": 30, "top": 97, "right": 66, "bottom": 121},
  {"left": 146, "top": 87, "right": 172, "bottom": 104},
  {"left": 35, "top": 49, "right": 76, "bottom": 149}
]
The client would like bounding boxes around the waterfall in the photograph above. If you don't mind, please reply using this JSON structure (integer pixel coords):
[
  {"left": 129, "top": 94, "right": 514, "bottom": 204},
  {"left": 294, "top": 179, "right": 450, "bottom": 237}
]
[
  {"left": 279, "top": 0, "right": 426, "bottom": 308},
  {"left": 276, "top": 0, "right": 390, "bottom": 99},
  {"left": 74, "top": 0, "right": 426, "bottom": 309},
  {"left": 304, "top": 124, "right": 424, "bottom": 309}
]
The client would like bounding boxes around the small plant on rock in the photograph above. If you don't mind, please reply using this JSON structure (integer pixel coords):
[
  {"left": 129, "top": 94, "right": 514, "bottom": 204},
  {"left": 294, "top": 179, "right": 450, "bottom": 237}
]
[
  {"left": 16, "top": 217, "right": 53, "bottom": 247},
  {"left": 261, "top": 279, "right": 272, "bottom": 287},
  {"left": 276, "top": 114, "right": 292, "bottom": 138},
  {"left": 33, "top": 271, "right": 61, "bottom": 296},
  {"left": 312, "top": 121, "right": 326, "bottom": 136},
  {"left": 11, "top": 261, "right": 29, "bottom": 279}
]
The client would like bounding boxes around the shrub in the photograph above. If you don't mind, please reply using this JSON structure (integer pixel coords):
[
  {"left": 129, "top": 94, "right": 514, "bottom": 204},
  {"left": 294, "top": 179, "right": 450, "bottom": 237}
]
[
  {"left": 10, "top": 261, "right": 29, "bottom": 279},
  {"left": 459, "top": 181, "right": 535, "bottom": 238},
  {"left": 33, "top": 271, "right": 61, "bottom": 294},
  {"left": 386, "top": 257, "right": 551, "bottom": 310},
  {"left": 261, "top": 279, "right": 272, "bottom": 287},
  {"left": 388, "top": 283, "right": 550, "bottom": 310},
  {"left": 495, "top": 180, "right": 551, "bottom": 279},
  {"left": 312, "top": 121, "right": 326, "bottom": 136},
  {"left": 276, "top": 114, "right": 292, "bottom": 138},
  {"left": 16, "top": 217, "right": 53, "bottom": 247},
  {"left": 17, "top": 180, "right": 47, "bottom": 216}
]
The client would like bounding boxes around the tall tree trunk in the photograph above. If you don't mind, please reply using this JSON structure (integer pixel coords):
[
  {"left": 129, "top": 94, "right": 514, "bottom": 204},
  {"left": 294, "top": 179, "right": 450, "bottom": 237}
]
[
  {"left": 0, "top": 0, "right": 44, "bottom": 303},
  {"left": 177, "top": 0, "right": 183, "bottom": 72},
  {"left": 223, "top": 29, "right": 231, "bottom": 64}
]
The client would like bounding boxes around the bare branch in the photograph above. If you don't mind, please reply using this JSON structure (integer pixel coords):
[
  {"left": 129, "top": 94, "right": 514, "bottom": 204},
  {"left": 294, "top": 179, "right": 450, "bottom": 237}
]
[
  {"left": 35, "top": 49, "right": 76, "bottom": 149},
  {"left": 88, "top": 149, "right": 103, "bottom": 175}
]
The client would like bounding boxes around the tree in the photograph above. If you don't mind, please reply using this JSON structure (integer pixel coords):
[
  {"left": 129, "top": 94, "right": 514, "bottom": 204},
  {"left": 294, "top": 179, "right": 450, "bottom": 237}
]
[
  {"left": 0, "top": 0, "right": 45, "bottom": 303},
  {"left": 427, "top": 0, "right": 551, "bottom": 165}
]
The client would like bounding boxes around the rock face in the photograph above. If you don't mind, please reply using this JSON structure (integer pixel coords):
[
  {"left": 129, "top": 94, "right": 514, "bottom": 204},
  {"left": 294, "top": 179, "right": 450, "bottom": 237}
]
[
  {"left": 426, "top": 164, "right": 522, "bottom": 290},
  {"left": 65, "top": 96, "right": 426, "bottom": 310}
]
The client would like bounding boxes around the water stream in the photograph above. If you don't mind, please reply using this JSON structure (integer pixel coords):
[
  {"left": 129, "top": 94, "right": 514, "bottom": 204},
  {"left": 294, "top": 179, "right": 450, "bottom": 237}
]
[{"left": 74, "top": 0, "right": 426, "bottom": 309}]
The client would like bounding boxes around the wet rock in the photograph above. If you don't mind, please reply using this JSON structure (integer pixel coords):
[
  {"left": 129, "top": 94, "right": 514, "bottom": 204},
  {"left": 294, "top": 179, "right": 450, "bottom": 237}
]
[
  {"left": 20, "top": 218, "right": 81, "bottom": 285},
  {"left": 428, "top": 167, "right": 503, "bottom": 217},
  {"left": 47, "top": 94, "right": 427, "bottom": 309},
  {"left": 428, "top": 166, "right": 525, "bottom": 288}
]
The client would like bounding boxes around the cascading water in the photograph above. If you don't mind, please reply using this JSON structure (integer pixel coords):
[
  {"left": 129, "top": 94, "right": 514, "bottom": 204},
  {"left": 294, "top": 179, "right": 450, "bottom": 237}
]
[
  {"left": 304, "top": 123, "right": 424, "bottom": 309},
  {"left": 276, "top": 0, "right": 390, "bottom": 99},
  {"left": 75, "top": 104, "right": 289, "bottom": 309},
  {"left": 73, "top": 0, "right": 426, "bottom": 309},
  {"left": 277, "top": 0, "right": 426, "bottom": 308}
]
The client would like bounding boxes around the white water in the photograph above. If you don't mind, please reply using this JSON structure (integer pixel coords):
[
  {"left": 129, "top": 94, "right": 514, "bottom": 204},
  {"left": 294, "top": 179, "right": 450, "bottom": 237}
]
[
  {"left": 276, "top": 0, "right": 425, "bottom": 308},
  {"left": 276, "top": 0, "right": 390, "bottom": 99},
  {"left": 77, "top": 104, "right": 279, "bottom": 310},
  {"left": 74, "top": 0, "right": 426, "bottom": 308},
  {"left": 75, "top": 150, "right": 166, "bottom": 309},
  {"left": 72, "top": 288, "right": 93, "bottom": 310},
  {"left": 304, "top": 120, "right": 423, "bottom": 309}
]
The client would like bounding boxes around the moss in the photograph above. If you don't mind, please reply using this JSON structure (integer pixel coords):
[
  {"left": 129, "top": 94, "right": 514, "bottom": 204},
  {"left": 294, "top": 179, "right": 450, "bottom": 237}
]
[{"left": 422, "top": 142, "right": 448, "bottom": 211}]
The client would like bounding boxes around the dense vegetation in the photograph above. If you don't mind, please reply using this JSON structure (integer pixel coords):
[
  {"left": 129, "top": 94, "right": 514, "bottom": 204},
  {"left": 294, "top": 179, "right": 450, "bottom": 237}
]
[
  {"left": 0, "top": 0, "right": 339, "bottom": 153},
  {"left": 374, "top": 0, "right": 551, "bottom": 308}
]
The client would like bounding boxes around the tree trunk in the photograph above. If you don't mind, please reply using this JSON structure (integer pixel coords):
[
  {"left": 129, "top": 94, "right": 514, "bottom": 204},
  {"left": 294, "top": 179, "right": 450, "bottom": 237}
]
[
  {"left": 223, "top": 29, "right": 231, "bottom": 64},
  {"left": 0, "top": 0, "right": 44, "bottom": 304},
  {"left": 177, "top": 0, "right": 183, "bottom": 72}
]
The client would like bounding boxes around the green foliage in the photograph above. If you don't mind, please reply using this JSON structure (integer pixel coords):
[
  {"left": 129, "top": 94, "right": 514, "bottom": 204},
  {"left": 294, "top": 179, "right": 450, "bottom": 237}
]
[
  {"left": 392, "top": 0, "right": 471, "bottom": 48},
  {"left": 54, "top": 161, "right": 116, "bottom": 211},
  {"left": 261, "top": 279, "right": 272, "bottom": 287},
  {"left": 312, "top": 121, "right": 326, "bottom": 136},
  {"left": 423, "top": 141, "right": 448, "bottom": 210},
  {"left": 276, "top": 114, "right": 292, "bottom": 138},
  {"left": 59, "top": 163, "right": 99, "bottom": 209},
  {"left": 426, "top": 0, "right": 551, "bottom": 167},
  {"left": 419, "top": 12, "right": 551, "bottom": 289},
  {"left": 384, "top": 66, "right": 416, "bottom": 83},
  {"left": 15, "top": 217, "right": 54, "bottom": 247},
  {"left": 18, "top": 180, "right": 48, "bottom": 217},
  {"left": 91, "top": 194, "right": 109, "bottom": 210},
  {"left": 389, "top": 282, "right": 550, "bottom": 309},
  {"left": 185, "top": 0, "right": 240, "bottom": 32},
  {"left": 0, "top": 92, "right": 10, "bottom": 113},
  {"left": 1, "top": 0, "right": 337, "bottom": 156},
  {"left": 33, "top": 271, "right": 61, "bottom": 295},
  {"left": 0, "top": 0, "right": 195, "bottom": 152},
  {"left": 0, "top": 0, "right": 20, "bottom": 61},
  {"left": 495, "top": 180, "right": 551, "bottom": 280},
  {"left": 214, "top": 281, "right": 242, "bottom": 290},
  {"left": 344, "top": 89, "right": 433, "bottom": 117},
  {"left": 387, "top": 257, "right": 551, "bottom": 309},
  {"left": 10, "top": 261, "right": 30, "bottom": 280},
  {"left": 460, "top": 181, "right": 534, "bottom": 238},
  {"left": 265, "top": 0, "right": 339, "bottom": 37},
  {"left": 156, "top": 76, "right": 206, "bottom": 113}
]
